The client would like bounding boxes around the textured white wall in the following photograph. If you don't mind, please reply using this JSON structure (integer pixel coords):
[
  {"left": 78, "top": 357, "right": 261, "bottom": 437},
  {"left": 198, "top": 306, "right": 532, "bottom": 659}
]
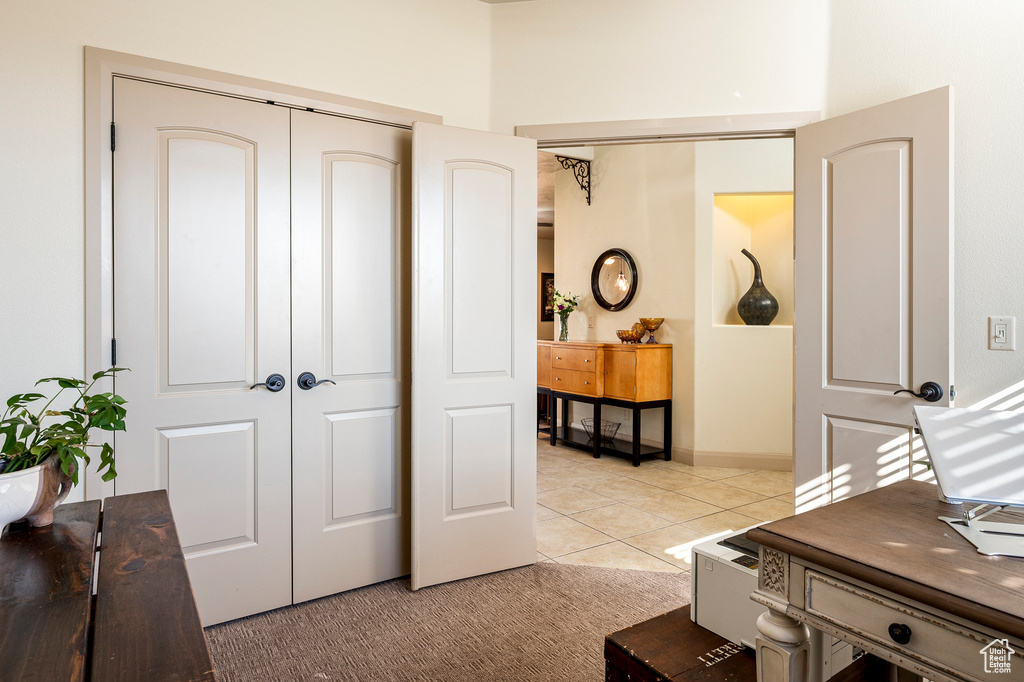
[
  {"left": 553, "top": 143, "right": 696, "bottom": 450},
  {"left": 0, "top": 0, "right": 491, "bottom": 403},
  {"left": 489, "top": 0, "right": 830, "bottom": 134},
  {"left": 694, "top": 140, "right": 793, "bottom": 463}
]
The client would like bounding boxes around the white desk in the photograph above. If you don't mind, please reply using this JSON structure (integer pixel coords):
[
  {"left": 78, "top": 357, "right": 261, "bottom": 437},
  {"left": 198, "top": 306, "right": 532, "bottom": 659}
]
[{"left": 748, "top": 480, "right": 1024, "bottom": 682}]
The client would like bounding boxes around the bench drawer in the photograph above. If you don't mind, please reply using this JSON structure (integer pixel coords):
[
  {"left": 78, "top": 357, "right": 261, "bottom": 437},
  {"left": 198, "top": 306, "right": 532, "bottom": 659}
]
[
  {"left": 551, "top": 369, "right": 598, "bottom": 396},
  {"left": 805, "top": 571, "right": 1022, "bottom": 681},
  {"left": 551, "top": 348, "right": 597, "bottom": 371}
]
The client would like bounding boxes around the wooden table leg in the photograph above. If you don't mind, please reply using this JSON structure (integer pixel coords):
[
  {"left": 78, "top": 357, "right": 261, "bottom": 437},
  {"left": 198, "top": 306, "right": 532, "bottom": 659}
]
[
  {"left": 755, "top": 607, "right": 810, "bottom": 682},
  {"left": 550, "top": 395, "right": 558, "bottom": 446},
  {"left": 561, "top": 397, "right": 570, "bottom": 442},
  {"left": 663, "top": 400, "right": 672, "bottom": 462},
  {"left": 632, "top": 405, "right": 642, "bottom": 466}
]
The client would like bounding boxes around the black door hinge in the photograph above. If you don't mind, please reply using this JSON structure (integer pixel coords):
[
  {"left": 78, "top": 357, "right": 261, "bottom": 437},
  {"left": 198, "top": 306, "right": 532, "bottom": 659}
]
[
  {"left": 111, "top": 338, "right": 117, "bottom": 367},
  {"left": 110, "top": 122, "right": 116, "bottom": 152}
]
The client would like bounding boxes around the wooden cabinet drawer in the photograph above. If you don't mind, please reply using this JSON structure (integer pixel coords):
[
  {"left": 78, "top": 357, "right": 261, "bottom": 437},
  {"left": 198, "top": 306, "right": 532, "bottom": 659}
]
[
  {"left": 551, "top": 347, "right": 597, "bottom": 371},
  {"left": 805, "top": 571, "right": 1019, "bottom": 681},
  {"left": 551, "top": 369, "right": 599, "bottom": 396}
]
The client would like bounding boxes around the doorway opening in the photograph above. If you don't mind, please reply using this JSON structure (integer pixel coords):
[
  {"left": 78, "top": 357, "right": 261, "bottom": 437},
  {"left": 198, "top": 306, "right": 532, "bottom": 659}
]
[{"left": 527, "top": 118, "right": 808, "bottom": 572}]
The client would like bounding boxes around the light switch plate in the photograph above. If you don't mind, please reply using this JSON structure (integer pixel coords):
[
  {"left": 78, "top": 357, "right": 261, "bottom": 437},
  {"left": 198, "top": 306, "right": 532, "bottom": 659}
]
[{"left": 989, "top": 316, "right": 1016, "bottom": 351}]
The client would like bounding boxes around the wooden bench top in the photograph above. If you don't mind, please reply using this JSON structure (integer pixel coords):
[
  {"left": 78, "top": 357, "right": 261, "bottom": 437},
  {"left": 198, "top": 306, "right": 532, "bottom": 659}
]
[
  {"left": 0, "top": 490, "right": 215, "bottom": 681},
  {"left": 0, "top": 500, "right": 101, "bottom": 681}
]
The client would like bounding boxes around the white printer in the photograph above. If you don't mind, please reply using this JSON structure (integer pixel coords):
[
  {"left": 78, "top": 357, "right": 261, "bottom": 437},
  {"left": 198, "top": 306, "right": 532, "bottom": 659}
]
[{"left": 690, "top": 526, "right": 858, "bottom": 680}]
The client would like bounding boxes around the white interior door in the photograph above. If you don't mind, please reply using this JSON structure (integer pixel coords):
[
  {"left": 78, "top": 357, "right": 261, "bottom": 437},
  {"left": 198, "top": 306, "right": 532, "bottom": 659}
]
[
  {"left": 411, "top": 122, "right": 537, "bottom": 590},
  {"left": 290, "top": 109, "right": 411, "bottom": 603},
  {"left": 112, "top": 78, "right": 292, "bottom": 625},
  {"left": 794, "top": 87, "right": 953, "bottom": 510}
]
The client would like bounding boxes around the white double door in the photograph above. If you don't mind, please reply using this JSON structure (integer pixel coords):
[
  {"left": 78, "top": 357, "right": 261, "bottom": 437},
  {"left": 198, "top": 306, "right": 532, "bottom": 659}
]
[{"left": 112, "top": 78, "right": 536, "bottom": 625}]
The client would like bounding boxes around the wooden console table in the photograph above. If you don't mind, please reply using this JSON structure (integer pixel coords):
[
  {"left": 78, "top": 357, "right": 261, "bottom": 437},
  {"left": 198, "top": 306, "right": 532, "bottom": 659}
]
[
  {"left": 0, "top": 490, "right": 215, "bottom": 681},
  {"left": 538, "top": 340, "right": 672, "bottom": 466},
  {"left": 749, "top": 480, "right": 1024, "bottom": 682}
]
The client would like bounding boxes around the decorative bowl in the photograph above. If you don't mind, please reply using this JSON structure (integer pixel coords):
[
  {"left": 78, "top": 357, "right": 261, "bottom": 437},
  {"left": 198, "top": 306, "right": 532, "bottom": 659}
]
[
  {"left": 616, "top": 329, "right": 644, "bottom": 343},
  {"left": 639, "top": 317, "right": 665, "bottom": 344}
]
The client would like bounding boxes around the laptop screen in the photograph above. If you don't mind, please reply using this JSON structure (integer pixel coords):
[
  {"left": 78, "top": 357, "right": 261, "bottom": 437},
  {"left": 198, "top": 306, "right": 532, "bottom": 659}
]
[{"left": 914, "top": 406, "right": 1024, "bottom": 507}]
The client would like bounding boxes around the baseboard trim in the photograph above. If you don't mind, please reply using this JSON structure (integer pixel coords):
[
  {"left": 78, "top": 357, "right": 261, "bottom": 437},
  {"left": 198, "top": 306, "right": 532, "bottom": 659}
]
[
  {"left": 558, "top": 428, "right": 792, "bottom": 472},
  {"left": 692, "top": 449, "right": 792, "bottom": 472}
]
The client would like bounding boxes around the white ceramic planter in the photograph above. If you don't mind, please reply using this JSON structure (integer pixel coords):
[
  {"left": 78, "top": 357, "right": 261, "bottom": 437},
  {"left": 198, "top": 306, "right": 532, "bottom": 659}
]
[{"left": 0, "top": 462, "right": 45, "bottom": 535}]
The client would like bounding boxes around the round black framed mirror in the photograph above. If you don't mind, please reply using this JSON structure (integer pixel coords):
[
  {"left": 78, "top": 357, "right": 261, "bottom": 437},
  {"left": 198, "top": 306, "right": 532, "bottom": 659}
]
[{"left": 591, "top": 248, "right": 638, "bottom": 311}]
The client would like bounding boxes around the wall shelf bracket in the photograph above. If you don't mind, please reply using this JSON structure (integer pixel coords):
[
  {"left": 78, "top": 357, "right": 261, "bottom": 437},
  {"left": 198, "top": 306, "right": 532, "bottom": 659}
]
[{"left": 556, "top": 156, "right": 591, "bottom": 206}]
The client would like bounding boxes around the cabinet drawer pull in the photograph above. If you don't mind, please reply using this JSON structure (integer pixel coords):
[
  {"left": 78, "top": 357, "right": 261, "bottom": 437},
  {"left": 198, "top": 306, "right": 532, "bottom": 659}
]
[
  {"left": 555, "top": 377, "right": 561, "bottom": 381},
  {"left": 584, "top": 381, "right": 590, "bottom": 385},
  {"left": 555, "top": 356, "right": 561, "bottom": 360},
  {"left": 887, "top": 623, "right": 912, "bottom": 645},
  {"left": 584, "top": 359, "right": 590, "bottom": 362}
]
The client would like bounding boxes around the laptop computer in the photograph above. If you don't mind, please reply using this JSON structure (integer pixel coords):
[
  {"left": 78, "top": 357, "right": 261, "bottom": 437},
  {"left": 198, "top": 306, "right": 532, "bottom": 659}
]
[{"left": 913, "top": 405, "right": 1024, "bottom": 507}]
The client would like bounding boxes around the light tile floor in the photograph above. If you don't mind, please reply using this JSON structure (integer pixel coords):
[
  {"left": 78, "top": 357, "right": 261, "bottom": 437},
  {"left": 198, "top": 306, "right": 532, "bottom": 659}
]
[{"left": 536, "top": 436, "right": 795, "bottom": 574}]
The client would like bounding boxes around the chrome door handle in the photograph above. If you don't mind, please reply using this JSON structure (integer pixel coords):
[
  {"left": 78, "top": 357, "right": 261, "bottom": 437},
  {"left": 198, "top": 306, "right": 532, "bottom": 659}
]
[
  {"left": 250, "top": 373, "right": 286, "bottom": 392},
  {"left": 893, "top": 381, "right": 943, "bottom": 402},
  {"left": 297, "top": 371, "right": 337, "bottom": 390}
]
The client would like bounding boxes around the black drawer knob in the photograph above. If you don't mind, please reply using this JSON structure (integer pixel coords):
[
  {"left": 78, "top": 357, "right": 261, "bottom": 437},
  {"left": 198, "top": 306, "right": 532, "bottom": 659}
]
[{"left": 888, "top": 623, "right": 912, "bottom": 645}]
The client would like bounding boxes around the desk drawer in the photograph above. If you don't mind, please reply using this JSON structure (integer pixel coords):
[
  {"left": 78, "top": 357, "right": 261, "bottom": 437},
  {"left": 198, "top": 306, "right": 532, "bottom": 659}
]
[
  {"left": 805, "top": 571, "right": 1023, "bottom": 681},
  {"left": 551, "top": 348, "right": 597, "bottom": 371},
  {"left": 551, "top": 369, "right": 598, "bottom": 396}
]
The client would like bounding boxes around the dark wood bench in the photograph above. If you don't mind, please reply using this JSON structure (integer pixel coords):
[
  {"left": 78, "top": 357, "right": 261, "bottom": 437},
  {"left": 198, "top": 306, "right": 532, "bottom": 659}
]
[
  {"left": 605, "top": 605, "right": 890, "bottom": 681},
  {"left": 0, "top": 490, "right": 215, "bottom": 681}
]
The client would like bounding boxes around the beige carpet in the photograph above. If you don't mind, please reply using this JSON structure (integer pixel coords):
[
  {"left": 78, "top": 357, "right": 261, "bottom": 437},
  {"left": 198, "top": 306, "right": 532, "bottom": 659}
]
[{"left": 205, "top": 563, "right": 691, "bottom": 681}]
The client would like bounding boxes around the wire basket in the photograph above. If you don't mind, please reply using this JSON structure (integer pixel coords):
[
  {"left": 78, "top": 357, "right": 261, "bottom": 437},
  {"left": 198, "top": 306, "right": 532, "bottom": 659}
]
[{"left": 581, "top": 417, "right": 621, "bottom": 443}]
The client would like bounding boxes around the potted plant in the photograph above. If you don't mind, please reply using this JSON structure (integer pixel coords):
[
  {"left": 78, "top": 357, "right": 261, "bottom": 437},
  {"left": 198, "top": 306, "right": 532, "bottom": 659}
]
[{"left": 0, "top": 368, "right": 127, "bottom": 532}]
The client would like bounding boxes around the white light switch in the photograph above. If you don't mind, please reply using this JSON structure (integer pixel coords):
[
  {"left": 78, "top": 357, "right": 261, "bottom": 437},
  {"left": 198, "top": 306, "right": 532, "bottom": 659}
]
[{"left": 989, "top": 316, "right": 1016, "bottom": 350}]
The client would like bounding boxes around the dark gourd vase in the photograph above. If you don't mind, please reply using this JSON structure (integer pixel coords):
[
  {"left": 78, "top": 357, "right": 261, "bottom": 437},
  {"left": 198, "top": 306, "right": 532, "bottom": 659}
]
[{"left": 737, "top": 249, "right": 779, "bottom": 325}]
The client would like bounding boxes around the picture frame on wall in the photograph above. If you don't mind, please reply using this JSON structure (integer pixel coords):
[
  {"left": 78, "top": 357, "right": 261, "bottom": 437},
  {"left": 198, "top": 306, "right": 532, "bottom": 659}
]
[{"left": 540, "top": 272, "right": 555, "bottom": 321}]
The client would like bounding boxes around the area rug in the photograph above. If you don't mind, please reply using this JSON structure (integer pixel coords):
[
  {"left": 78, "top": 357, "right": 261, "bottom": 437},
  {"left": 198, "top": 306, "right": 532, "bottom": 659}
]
[{"left": 205, "top": 563, "right": 691, "bottom": 681}]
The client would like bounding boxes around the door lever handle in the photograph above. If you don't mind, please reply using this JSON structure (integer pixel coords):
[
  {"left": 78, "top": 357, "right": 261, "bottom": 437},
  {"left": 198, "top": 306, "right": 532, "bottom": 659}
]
[
  {"left": 297, "top": 371, "right": 337, "bottom": 390},
  {"left": 250, "top": 373, "right": 286, "bottom": 392},
  {"left": 893, "top": 381, "right": 943, "bottom": 402}
]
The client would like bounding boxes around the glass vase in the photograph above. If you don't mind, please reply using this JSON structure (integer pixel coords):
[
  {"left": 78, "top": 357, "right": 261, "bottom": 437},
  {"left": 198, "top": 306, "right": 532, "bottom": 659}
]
[{"left": 558, "top": 313, "right": 570, "bottom": 342}]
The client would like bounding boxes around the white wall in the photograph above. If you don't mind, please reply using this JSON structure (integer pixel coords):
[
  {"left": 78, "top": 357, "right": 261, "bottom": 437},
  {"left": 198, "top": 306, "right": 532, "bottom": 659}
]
[
  {"left": 489, "top": 0, "right": 830, "bottom": 134},
  {"left": 694, "top": 140, "right": 794, "bottom": 467},
  {"left": 538, "top": 238, "right": 555, "bottom": 340},
  {"left": 553, "top": 143, "right": 696, "bottom": 450},
  {"left": 0, "top": 0, "right": 491, "bottom": 404}
]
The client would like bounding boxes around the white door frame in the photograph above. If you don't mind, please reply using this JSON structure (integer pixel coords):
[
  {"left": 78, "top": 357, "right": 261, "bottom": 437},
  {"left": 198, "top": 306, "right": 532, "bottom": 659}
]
[
  {"left": 83, "top": 47, "right": 441, "bottom": 500},
  {"left": 515, "top": 111, "right": 820, "bottom": 148}
]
